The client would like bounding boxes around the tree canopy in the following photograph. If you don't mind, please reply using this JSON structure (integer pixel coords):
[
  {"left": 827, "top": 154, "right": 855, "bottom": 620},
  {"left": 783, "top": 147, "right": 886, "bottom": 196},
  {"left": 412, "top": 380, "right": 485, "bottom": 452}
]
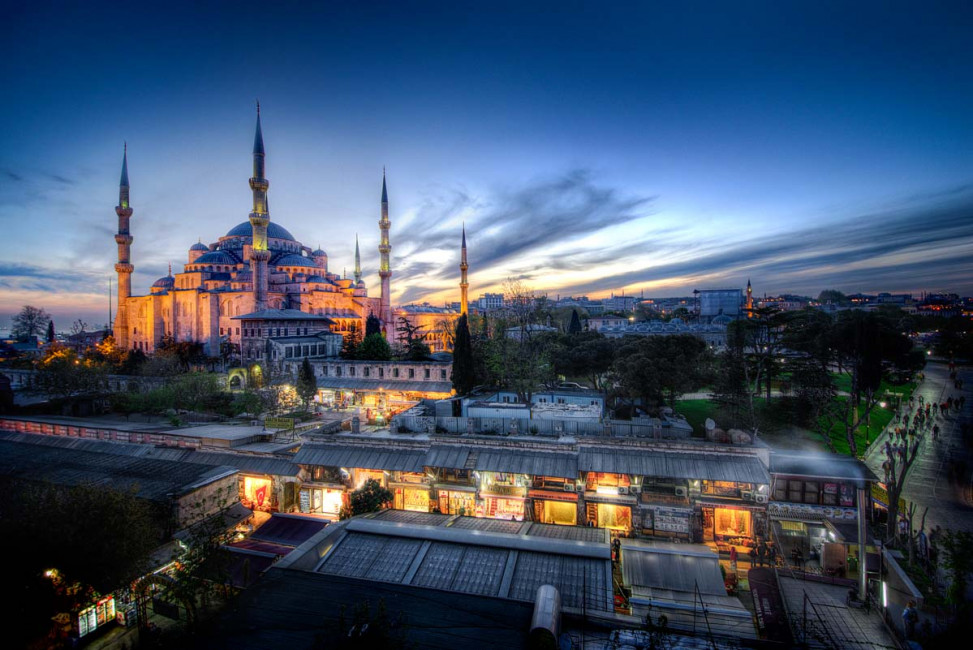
[
  {"left": 12, "top": 305, "right": 51, "bottom": 341},
  {"left": 452, "top": 314, "right": 475, "bottom": 395},
  {"left": 340, "top": 479, "right": 393, "bottom": 519}
]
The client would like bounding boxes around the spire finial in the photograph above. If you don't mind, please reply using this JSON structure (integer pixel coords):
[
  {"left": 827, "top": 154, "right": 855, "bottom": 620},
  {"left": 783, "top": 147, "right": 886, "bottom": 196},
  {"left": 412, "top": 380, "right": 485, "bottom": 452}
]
[
  {"left": 462, "top": 221, "right": 467, "bottom": 248},
  {"left": 120, "top": 144, "right": 130, "bottom": 188},
  {"left": 381, "top": 168, "right": 388, "bottom": 203},
  {"left": 256, "top": 98, "right": 260, "bottom": 115},
  {"left": 168, "top": 262, "right": 172, "bottom": 277}
]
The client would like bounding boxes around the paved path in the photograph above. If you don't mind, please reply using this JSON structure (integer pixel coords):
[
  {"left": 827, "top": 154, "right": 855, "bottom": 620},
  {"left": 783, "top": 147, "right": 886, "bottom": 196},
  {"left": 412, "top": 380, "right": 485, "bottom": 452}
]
[{"left": 864, "top": 361, "right": 973, "bottom": 535}]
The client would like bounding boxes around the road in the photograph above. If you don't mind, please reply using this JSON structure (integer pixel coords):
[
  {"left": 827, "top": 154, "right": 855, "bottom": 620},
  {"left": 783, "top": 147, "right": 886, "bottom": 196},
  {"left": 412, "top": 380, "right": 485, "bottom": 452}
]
[{"left": 864, "top": 360, "right": 973, "bottom": 534}]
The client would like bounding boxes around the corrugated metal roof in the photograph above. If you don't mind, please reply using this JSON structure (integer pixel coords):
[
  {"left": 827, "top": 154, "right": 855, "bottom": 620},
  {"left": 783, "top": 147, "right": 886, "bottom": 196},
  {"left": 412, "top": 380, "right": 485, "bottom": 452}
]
[
  {"left": 0, "top": 439, "right": 237, "bottom": 502},
  {"left": 316, "top": 377, "right": 453, "bottom": 393},
  {"left": 620, "top": 540, "right": 727, "bottom": 596},
  {"left": 580, "top": 448, "right": 769, "bottom": 484},
  {"left": 251, "top": 514, "right": 329, "bottom": 547},
  {"left": 475, "top": 449, "right": 578, "bottom": 479},
  {"left": 425, "top": 445, "right": 471, "bottom": 470},
  {"left": 771, "top": 452, "right": 878, "bottom": 484},
  {"left": 294, "top": 444, "right": 426, "bottom": 472}
]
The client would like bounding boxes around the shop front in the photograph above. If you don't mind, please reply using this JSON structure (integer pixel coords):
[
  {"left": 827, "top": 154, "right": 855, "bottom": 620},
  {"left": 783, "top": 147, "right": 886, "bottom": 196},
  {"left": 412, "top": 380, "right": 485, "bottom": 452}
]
[
  {"left": 242, "top": 475, "right": 274, "bottom": 511},
  {"left": 698, "top": 501, "right": 767, "bottom": 547},
  {"left": 75, "top": 596, "right": 116, "bottom": 640},
  {"left": 529, "top": 489, "right": 579, "bottom": 525},
  {"left": 585, "top": 493, "right": 637, "bottom": 533},
  {"left": 299, "top": 485, "right": 346, "bottom": 517},
  {"left": 767, "top": 502, "right": 860, "bottom": 574},
  {"left": 436, "top": 485, "right": 476, "bottom": 515},
  {"left": 478, "top": 491, "right": 527, "bottom": 520},
  {"left": 640, "top": 504, "right": 693, "bottom": 540},
  {"left": 393, "top": 485, "right": 431, "bottom": 512},
  {"left": 354, "top": 468, "right": 386, "bottom": 489}
]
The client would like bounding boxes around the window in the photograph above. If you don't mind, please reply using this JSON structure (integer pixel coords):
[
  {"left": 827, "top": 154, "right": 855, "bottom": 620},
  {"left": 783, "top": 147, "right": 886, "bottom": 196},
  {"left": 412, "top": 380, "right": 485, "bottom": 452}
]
[
  {"left": 285, "top": 347, "right": 293, "bottom": 358},
  {"left": 220, "top": 327, "right": 224, "bottom": 335},
  {"left": 393, "top": 368, "right": 399, "bottom": 378},
  {"left": 424, "top": 369, "right": 430, "bottom": 379},
  {"left": 349, "top": 367, "right": 355, "bottom": 376},
  {"left": 336, "top": 367, "right": 342, "bottom": 377},
  {"left": 364, "top": 367, "right": 370, "bottom": 377},
  {"left": 284, "top": 328, "right": 289, "bottom": 336},
  {"left": 321, "top": 366, "right": 328, "bottom": 376},
  {"left": 440, "top": 369, "right": 447, "bottom": 379},
  {"left": 379, "top": 367, "right": 384, "bottom": 378},
  {"left": 408, "top": 368, "right": 415, "bottom": 378}
]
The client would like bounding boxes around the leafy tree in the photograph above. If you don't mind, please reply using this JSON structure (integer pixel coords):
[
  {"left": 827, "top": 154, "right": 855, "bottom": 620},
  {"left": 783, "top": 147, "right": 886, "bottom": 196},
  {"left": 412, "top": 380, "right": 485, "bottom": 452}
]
[
  {"left": 339, "top": 478, "right": 393, "bottom": 519},
  {"left": 939, "top": 530, "right": 973, "bottom": 618},
  {"left": 568, "top": 309, "right": 583, "bottom": 335},
  {"left": 554, "top": 331, "right": 615, "bottom": 389},
  {"left": 365, "top": 314, "right": 382, "bottom": 338},
  {"left": 712, "top": 324, "right": 751, "bottom": 429},
  {"left": 156, "top": 335, "right": 206, "bottom": 371},
  {"left": 34, "top": 345, "right": 109, "bottom": 402},
  {"left": 11, "top": 305, "right": 50, "bottom": 340},
  {"left": 396, "top": 316, "right": 432, "bottom": 361},
  {"left": 45, "top": 319, "right": 55, "bottom": 343},
  {"left": 357, "top": 333, "right": 392, "bottom": 360},
  {"left": 611, "top": 335, "right": 708, "bottom": 410},
  {"left": 341, "top": 328, "right": 363, "bottom": 359},
  {"left": 297, "top": 357, "right": 318, "bottom": 409},
  {"left": 452, "top": 314, "right": 475, "bottom": 395},
  {"left": 816, "top": 289, "right": 849, "bottom": 305}
]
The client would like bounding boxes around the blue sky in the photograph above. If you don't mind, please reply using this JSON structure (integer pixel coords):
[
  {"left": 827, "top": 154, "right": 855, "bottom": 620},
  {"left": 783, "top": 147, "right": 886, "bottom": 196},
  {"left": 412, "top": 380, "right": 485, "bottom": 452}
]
[{"left": 1, "top": 1, "right": 972, "bottom": 327}]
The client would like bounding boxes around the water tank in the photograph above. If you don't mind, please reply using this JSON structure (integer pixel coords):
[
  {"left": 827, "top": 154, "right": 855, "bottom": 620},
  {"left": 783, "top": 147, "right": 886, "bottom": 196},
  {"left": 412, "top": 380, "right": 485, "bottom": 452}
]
[{"left": 529, "top": 584, "right": 561, "bottom": 650}]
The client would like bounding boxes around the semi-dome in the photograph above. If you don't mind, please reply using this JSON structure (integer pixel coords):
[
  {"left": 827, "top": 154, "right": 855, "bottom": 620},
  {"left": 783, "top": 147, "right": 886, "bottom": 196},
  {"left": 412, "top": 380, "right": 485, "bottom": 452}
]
[
  {"left": 190, "top": 242, "right": 209, "bottom": 252},
  {"left": 225, "top": 221, "right": 296, "bottom": 241},
  {"left": 274, "top": 253, "right": 317, "bottom": 268},
  {"left": 306, "top": 275, "right": 326, "bottom": 283},
  {"left": 194, "top": 250, "right": 239, "bottom": 265},
  {"left": 312, "top": 248, "right": 327, "bottom": 257}
]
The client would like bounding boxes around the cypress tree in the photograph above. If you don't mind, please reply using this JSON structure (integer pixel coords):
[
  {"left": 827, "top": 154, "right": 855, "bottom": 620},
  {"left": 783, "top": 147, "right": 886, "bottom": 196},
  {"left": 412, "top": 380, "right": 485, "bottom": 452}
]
[
  {"left": 452, "top": 314, "right": 475, "bottom": 395},
  {"left": 46, "top": 320, "right": 56, "bottom": 343},
  {"left": 365, "top": 314, "right": 382, "bottom": 338},
  {"left": 568, "top": 309, "right": 582, "bottom": 335},
  {"left": 297, "top": 357, "right": 317, "bottom": 410}
]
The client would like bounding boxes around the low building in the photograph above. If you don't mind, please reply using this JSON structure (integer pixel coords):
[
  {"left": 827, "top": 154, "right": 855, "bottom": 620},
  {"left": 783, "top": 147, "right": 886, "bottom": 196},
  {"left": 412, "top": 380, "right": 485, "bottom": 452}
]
[{"left": 232, "top": 308, "right": 337, "bottom": 362}]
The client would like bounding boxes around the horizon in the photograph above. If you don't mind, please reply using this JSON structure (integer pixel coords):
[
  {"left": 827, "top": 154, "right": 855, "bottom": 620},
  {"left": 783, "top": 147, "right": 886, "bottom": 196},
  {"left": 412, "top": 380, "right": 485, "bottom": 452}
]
[{"left": 3, "top": 2, "right": 972, "bottom": 327}]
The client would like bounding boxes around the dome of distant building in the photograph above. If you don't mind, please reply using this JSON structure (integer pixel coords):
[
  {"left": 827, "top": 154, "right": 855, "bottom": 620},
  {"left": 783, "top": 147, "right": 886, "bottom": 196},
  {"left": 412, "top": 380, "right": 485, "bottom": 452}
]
[
  {"left": 190, "top": 242, "right": 209, "bottom": 252},
  {"left": 312, "top": 248, "right": 327, "bottom": 257},
  {"left": 711, "top": 314, "right": 733, "bottom": 325},
  {"left": 225, "top": 221, "right": 296, "bottom": 241},
  {"left": 194, "top": 250, "right": 239, "bottom": 265}
]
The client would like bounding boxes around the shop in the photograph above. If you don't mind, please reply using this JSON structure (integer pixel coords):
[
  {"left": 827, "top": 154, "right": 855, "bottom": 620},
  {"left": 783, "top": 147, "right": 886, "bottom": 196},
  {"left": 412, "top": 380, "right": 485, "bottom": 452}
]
[
  {"left": 478, "top": 493, "right": 526, "bottom": 520},
  {"left": 75, "top": 596, "right": 116, "bottom": 639},
  {"left": 394, "top": 486, "right": 431, "bottom": 512},
  {"left": 698, "top": 501, "right": 767, "bottom": 547},
  {"left": 585, "top": 494, "right": 637, "bottom": 533},
  {"left": 354, "top": 468, "right": 387, "bottom": 488},
  {"left": 299, "top": 485, "right": 345, "bottom": 517},
  {"left": 242, "top": 475, "right": 274, "bottom": 511},
  {"left": 767, "top": 502, "right": 859, "bottom": 573},
  {"left": 640, "top": 504, "right": 693, "bottom": 539},
  {"left": 436, "top": 486, "right": 476, "bottom": 515},
  {"left": 529, "top": 490, "right": 579, "bottom": 525}
]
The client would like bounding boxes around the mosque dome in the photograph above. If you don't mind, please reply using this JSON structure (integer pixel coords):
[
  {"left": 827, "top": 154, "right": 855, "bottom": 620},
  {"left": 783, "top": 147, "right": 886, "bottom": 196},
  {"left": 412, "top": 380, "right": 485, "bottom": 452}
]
[
  {"left": 274, "top": 253, "right": 317, "bottom": 268},
  {"left": 312, "top": 248, "right": 327, "bottom": 257},
  {"left": 152, "top": 275, "right": 175, "bottom": 289},
  {"left": 711, "top": 314, "right": 733, "bottom": 326},
  {"left": 190, "top": 242, "right": 209, "bottom": 252},
  {"left": 194, "top": 250, "right": 239, "bottom": 265},
  {"left": 306, "top": 275, "right": 326, "bottom": 283},
  {"left": 225, "top": 221, "right": 296, "bottom": 241}
]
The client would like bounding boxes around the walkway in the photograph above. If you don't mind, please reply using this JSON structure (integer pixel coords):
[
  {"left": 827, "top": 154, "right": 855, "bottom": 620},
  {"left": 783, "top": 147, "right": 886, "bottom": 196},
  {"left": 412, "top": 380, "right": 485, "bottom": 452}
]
[{"left": 864, "top": 361, "right": 973, "bottom": 535}]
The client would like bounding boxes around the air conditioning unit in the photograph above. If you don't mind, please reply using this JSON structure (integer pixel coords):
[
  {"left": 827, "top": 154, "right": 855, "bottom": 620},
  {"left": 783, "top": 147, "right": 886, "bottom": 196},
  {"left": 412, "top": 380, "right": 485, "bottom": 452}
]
[
  {"left": 674, "top": 486, "right": 688, "bottom": 497},
  {"left": 754, "top": 494, "right": 769, "bottom": 504},
  {"left": 563, "top": 483, "right": 576, "bottom": 492},
  {"left": 742, "top": 491, "right": 755, "bottom": 501},
  {"left": 629, "top": 485, "right": 641, "bottom": 494},
  {"left": 618, "top": 486, "right": 630, "bottom": 495}
]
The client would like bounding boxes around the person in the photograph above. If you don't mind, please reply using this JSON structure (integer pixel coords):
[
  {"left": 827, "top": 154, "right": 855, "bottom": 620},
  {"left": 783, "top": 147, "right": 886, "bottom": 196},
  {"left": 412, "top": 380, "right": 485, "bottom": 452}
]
[
  {"left": 933, "top": 424, "right": 939, "bottom": 440},
  {"left": 757, "top": 543, "right": 766, "bottom": 567},
  {"left": 902, "top": 601, "right": 918, "bottom": 639},
  {"left": 749, "top": 546, "right": 758, "bottom": 567}
]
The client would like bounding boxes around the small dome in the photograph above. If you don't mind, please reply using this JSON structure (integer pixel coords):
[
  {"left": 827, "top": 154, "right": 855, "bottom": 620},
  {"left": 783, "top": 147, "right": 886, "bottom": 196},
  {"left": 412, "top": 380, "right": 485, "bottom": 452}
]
[
  {"left": 711, "top": 314, "right": 733, "bottom": 325},
  {"left": 225, "top": 221, "right": 296, "bottom": 241},
  {"left": 312, "top": 248, "right": 327, "bottom": 257},
  {"left": 152, "top": 275, "right": 175, "bottom": 289},
  {"left": 306, "top": 275, "right": 326, "bottom": 283},
  {"left": 190, "top": 242, "right": 209, "bottom": 252},
  {"left": 274, "top": 253, "right": 317, "bottom": 268},
  {"left": 194, "top": 250, "right": 238, "bottom": 265}
]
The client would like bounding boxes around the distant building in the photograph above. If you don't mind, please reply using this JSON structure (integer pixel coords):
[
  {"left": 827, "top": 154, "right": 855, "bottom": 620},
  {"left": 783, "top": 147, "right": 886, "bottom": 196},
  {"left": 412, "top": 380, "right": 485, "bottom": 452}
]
[
  {"left": 475, "top": 293, "right": 505, "bottom": 311},
  {"left": 698, "top": 289, "right": 743, "bottom": 321},
  {"left": 397, "top": 304, "right": 460, "bottom": 353},
  {"left": 602, "top": 294, "right": 637, "bottom": 313}
]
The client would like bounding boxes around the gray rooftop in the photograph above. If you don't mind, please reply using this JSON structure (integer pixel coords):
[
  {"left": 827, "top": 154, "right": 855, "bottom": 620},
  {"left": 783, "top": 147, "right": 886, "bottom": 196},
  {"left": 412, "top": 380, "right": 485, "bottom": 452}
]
[
  {"left": 232, "top": 308, "right": 334, "bottom": 321},
  {"left": 771, "top": 452, "right": 879, "bottom": 486},
  {"left": 0, "top": 439, "right": 237, "bottom": 502},
  {"left": 316, "top": 377, "right": 453, "bottom": 393},
  {"left": 475, "top": 449, "right": 579, "bottom": 479},
  {"left": 294, "top": 443, "right": 427, "bottom": 472},
  {"left": 580, "top": 448, "right": 770, "bottom": 484}
]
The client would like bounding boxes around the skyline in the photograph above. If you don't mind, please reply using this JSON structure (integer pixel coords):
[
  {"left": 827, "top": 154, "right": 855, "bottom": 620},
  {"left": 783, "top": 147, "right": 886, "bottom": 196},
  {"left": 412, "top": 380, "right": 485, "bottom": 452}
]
[{"left": 2, "top": 2, "right": 973, "bottom": 327}]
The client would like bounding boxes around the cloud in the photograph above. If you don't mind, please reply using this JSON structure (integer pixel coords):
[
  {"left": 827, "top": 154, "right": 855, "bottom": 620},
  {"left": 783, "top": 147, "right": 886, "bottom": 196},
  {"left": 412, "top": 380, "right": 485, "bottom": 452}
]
[{"left": 3, "top": 169, "right": 24, "bottom": 182}]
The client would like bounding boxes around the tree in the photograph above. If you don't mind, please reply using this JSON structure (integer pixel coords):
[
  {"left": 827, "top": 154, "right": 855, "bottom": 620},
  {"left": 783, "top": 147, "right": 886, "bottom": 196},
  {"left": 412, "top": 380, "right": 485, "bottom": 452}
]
[
  {"left": 34, "top": 345, "right": 109, "bottom": 402},
  {"left": 356, "top": 333, "right": 392, "bottom": 361},
  {"left": 341, "top": 328, "right": 363, "bottom": 359},
  {"left": 554, "top": 331, "right": 615, "bottom": 389},
  {"left": 11, "top": 305, "right": 50, "bottom": 341},
  {"left": 70, "top": 319, "right": 89, "bottom": 336},
  {"left": 816, "top": 289, "right": 849, "bottom": 305},
  {"left": 45, "top": 319, "right": 55, "bottom": 343},
  {"left": 452, "top": 315, "right": 475, "bottom": 395},
  {"left": 611, "top": 335, "right": 708, "bottom": 411},
  {"left": 297, "top": 357, "right": 317, "bottom": 410},
  {"left": 339, "top": 479, "right": 393, "bottom": 519},
  {"left": 939, "top": 530, "right": 973, "bottom": 619},
  {"left": 365, "top": 314, "right": 382, "bottom": 338},
  {"left": 396, "top": 316, "right": 432, "bottom": 361},
  {"left": 568, "top": 309, "right": 583, "bottom": 335}
]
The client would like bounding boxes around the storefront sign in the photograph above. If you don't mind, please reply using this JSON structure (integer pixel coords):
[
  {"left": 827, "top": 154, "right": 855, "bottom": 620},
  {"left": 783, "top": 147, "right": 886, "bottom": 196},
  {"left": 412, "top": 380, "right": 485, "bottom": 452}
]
[
  {"left": 265, "top": 417, "right": 295, "bottom": 430},
  {"left": 299, "top": 490, "right": 310, "bottom": 513},
  {"left": 528, "top": 489, "right": 578, "bottom": 502},
  {"left": 650, "top": 506, "right": 691, "bottom": 533},
  {"left": 768, "top": 501, "right": 857, "bottom": 521},
  {"left": 77, "top": 597, "right": 115, "bottom": 638}
]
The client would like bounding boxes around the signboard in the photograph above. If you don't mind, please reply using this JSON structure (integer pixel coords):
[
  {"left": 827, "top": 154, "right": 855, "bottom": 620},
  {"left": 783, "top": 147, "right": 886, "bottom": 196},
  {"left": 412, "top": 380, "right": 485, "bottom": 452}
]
[
  {"left": 651, "top": 506, "right": 692, "bottom": 533},
  {"left": 768, "top": 501, "right": 857, "bottom": 521},
  {"left": 265, "top": 417, "right": 295, "bottom": 430},
  {"left": 871, "top": 482, "right": 906, "bottom": 511},
  {"left": 299, "top": 489, "right": 311, "bottom": 513}
]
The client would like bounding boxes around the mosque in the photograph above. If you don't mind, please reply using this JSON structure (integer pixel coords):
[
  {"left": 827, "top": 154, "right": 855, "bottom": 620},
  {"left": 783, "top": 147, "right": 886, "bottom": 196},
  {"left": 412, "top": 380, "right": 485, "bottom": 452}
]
[{"left": 112, "top": 107, "right": 395, "bottom": 357}]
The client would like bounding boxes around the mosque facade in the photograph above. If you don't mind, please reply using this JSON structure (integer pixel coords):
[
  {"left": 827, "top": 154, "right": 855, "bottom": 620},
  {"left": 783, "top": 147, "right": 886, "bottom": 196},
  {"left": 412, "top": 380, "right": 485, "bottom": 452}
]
[{"left": 112, "top": 108, "right": 392, "bottom": 357}]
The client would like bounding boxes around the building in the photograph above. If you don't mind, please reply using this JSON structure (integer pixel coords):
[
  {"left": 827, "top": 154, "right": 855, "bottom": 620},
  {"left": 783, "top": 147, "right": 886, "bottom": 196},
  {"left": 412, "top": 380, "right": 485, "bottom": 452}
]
[
  {"left": 475, "top": 292, "right": 504, "bottom": 311},
  {"left": 602, "top": 294, "right": 637, "bottom": 313},
  {"left": 112, "top": 107, "right": 393, "bottom": 357},
  {"left": 395, "top": 303, "right": 459, "bottom": 353},
  {"left": 698, "top": 289, "right": 743, "bottom": 320}
]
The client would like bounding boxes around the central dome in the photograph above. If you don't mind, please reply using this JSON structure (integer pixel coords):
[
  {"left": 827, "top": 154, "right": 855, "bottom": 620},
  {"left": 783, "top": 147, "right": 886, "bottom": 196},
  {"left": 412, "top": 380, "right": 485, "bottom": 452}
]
[{"left": 225, "top": 221, "right": 296, "bottom": 241}]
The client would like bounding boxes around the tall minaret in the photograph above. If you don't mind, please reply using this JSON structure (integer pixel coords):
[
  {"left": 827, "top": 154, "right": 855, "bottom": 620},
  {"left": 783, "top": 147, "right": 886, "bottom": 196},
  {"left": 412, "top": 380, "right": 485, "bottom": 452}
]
[
  {"left": 746, "top": 278, "right": 753, "bottom": 318},
  {"left": 353, "top": 234, "right": 362, "bottom": 285},
  {"left": 249, "top": 103, "right": 271, "bottom": 311},
  {"left": 459, "top": 223, "right": 469, "bottom": 316},
  {"left": 113, "top": 144, "right": 134, "bottom": 348},
  {"left": 378, "top": 169, "right": 392, "bottom": 333}
]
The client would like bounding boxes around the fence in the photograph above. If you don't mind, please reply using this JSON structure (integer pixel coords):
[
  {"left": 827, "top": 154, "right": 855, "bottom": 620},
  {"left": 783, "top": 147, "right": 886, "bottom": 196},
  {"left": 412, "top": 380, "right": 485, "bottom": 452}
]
[{"left": 390, "top": 414, "right": 690, "bottom": 439}]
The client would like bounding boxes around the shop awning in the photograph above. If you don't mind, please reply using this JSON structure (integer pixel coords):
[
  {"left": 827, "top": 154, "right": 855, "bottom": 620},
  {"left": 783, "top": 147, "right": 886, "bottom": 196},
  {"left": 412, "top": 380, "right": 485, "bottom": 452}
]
[
  {"left": 316, "top": 377, "right": 453, "bottom": 394},
  {"left": 580, "top": 448, "right": 770, "bottom": 484},
  {"left": 294, "top": 444, "right": 427, "bottom": 472},
  {"left": 474, "top": 449, "right": 578, "bottom": 480},
  {"left": 425, "top": 445, "right": 472, "bottom": 470},
  {"left": 620, "top": 540, "right": 726, "bottom": 596}
]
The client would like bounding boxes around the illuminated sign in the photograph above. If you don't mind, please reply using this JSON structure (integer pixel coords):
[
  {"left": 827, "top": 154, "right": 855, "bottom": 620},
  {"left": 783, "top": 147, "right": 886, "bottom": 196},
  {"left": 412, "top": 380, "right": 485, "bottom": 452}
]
[{"left": 77, "top": 596, "right": 115, "bottom": 638}]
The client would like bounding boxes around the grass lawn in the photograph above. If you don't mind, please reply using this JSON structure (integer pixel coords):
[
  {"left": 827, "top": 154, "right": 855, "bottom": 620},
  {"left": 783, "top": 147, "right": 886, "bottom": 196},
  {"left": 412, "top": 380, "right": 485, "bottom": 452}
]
[{"left": 674, "top": 399, "right": 720, "bottom": 435}]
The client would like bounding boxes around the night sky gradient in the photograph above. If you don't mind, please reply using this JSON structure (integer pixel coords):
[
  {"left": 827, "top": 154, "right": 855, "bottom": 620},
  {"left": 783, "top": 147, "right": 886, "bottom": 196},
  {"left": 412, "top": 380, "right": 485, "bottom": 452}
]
[{"left": 1, "top": 1, "right": 972, "bottom": 326}]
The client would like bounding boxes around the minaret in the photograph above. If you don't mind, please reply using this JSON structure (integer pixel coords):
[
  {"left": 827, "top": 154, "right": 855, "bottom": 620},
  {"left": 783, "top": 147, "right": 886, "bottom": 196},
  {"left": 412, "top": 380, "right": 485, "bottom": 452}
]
[
  {"left": 249, "top": 103, "right": 271, "bottom": 311},
  {"left": 354, "top": 234, "right": 362, "bottom": 285},
  {"left": 459, "top": 223, "right": 469, "bottom": 316},
  {"left": 113, "top": 144, "right": 134, "bottom": 348},
  {"left": 378, "top": 169, "right": 392, "bottom": 333},
  {"left": 746, "top": 278, "right": 753, "bottom": 317}
]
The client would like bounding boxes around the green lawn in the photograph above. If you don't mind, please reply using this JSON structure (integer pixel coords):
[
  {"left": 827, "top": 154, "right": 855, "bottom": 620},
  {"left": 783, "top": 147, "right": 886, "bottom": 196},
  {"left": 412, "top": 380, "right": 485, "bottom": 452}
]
[{"left": 674, "top": 399, "right": 719, "bottom": 435}]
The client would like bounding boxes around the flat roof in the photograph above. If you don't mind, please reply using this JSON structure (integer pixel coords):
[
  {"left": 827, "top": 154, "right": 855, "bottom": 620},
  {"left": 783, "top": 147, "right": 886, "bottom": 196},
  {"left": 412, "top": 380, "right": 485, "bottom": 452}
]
[
  {"left": 771, "top": 452, "right": 879, "bottom": 485},
  {"left": 581, "top": 448, "right": 770, "bottom": 484},
  {"left": 294, "top": 443, "right": 427, "bottom": 472}
]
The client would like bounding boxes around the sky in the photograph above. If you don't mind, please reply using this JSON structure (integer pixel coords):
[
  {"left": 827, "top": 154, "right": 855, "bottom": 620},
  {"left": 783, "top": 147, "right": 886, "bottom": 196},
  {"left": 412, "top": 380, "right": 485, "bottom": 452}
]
[{"left": 2, "top": 1, "right": 972, "bottom": 328}]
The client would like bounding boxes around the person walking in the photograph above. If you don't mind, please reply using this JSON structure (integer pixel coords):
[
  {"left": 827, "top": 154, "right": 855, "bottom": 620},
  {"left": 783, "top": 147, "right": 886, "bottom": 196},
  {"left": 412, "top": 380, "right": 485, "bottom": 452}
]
[{"left": 902, "top": 601, "right": 918, "bottom": 639}]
